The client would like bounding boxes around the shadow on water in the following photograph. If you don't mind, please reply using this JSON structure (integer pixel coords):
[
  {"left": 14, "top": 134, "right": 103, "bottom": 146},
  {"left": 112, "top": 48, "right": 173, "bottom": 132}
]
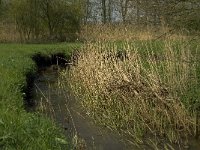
[{"left": 32, "top": 66, "right": 135, "bottom": 150}]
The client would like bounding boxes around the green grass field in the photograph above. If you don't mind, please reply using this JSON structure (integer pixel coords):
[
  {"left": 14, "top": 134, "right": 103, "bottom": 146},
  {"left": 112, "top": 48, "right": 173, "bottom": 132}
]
[{"left": 0, "top": 43, "right": 80, "bottom": 150}]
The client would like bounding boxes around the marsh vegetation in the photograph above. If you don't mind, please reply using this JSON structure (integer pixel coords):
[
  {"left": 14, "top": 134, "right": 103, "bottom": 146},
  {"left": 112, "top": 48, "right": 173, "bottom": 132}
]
[
  {"left": 62, "top": 27, "right": 200, "bottom": 149},
  {"left": 0, "top": 0, "right": 200, "bottom": 149}
]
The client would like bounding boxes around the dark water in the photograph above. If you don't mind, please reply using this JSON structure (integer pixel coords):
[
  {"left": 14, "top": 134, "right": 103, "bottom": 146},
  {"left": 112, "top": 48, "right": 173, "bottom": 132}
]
[{"left": 33, "top": 66, "right": 135, "bottom": 150}]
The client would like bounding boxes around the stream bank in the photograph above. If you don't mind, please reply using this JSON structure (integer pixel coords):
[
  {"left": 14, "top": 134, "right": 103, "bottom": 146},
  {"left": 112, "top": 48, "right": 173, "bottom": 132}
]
[
  {"left": 34, "top": 66, "right": 134, "bottom": 149},
  {"left": 26, "top": 53, "right": 134, "bottom": 149},
  {"left": 24, "top": 53, "right": 200, "bottom": 150}
]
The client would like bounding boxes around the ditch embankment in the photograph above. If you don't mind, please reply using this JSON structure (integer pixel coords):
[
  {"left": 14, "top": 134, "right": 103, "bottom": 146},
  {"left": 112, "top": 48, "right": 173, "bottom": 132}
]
[{"left": 27, "top": 53, "right": 134, "bottom": 150}]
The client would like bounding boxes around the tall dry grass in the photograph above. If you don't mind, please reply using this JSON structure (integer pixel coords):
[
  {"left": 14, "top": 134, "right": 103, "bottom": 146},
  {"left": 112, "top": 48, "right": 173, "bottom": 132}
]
[
  {"left": 0, "top": 22, "right": 190, "bottom": 43},
  {"left": 0, "top": 23, "right": 20, "bottom": 42},
  {"left": 79, "top": 24, "right": 189, "bottom": 42},
  {"left": 64, "top": 40, "right": 199, "bottom": 148}
]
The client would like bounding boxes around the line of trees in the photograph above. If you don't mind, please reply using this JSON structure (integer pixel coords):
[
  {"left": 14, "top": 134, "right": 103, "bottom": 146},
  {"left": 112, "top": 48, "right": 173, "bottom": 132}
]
[
  {"left": 0, "top": 0, "right": 199, "bottom": 42},
  {"left": 84, "top": 0, "right": 200, "bottom": 31},
  {"left": 0, "top": 0, "right": 84, "bottom": 42}
]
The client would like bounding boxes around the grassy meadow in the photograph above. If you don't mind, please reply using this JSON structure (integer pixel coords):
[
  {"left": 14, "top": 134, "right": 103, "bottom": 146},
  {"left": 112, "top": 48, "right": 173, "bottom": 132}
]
[
  {"left": 0, "top": 24, "right": 199, "bottom": 149},
  {"left": 61, "top": 26, "right": 200, "bottom": 149},
  {"left": 0, "top": 0, "right": 199, "bottom": 149},
  {"left": 0, "top": 43, "right": 80, "bottom": 149}
]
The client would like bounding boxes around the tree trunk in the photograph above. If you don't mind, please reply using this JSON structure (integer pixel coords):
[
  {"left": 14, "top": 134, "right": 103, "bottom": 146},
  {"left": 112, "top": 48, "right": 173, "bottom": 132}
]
[
  {"left": 46, "top": 1, "right": 53, "bottom": 36},
  {"left": 108, "top": 0, "right": 112, "bottom": 22},
  {"left": 136, "top": 0, "right": 139, "bottom": 24},
  {"left": 102, "top": 0, "right": 106, "bottom": 23}
]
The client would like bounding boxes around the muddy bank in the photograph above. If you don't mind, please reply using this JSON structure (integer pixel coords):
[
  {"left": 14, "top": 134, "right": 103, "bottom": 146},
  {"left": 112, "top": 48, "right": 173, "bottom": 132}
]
[
  {"left": 22, "top": 53, "right": 134, "bottom": 149},
  {"left": 24, "top": 53, "right": 70, "bottom": 110},
  {"left": 25, "top": 53, "right": 200, "bottom": 150},
  {"left": 32, "top": 66, "right": 135, "bottom": 150}
]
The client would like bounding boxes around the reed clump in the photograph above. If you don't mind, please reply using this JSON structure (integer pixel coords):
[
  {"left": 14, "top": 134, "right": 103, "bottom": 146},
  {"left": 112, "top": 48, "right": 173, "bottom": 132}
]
[{"left": 65, "top": 40, "right": 199, "bottom": 148}]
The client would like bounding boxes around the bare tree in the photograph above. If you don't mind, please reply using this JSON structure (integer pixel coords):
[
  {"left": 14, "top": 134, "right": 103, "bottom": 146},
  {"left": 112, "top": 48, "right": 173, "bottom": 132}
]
[
  {"left": 119, "top": 0, "right": 129, "bottom": 22},
  {"left": 84, "top": 0, "right": 90, "bottom": 23}
]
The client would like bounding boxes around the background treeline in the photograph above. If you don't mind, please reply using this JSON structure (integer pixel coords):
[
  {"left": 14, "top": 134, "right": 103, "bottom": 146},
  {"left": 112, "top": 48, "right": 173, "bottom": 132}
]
[
  {"left": 84, "top": 0, "right": 200, "bottom": 30},
  {"left": 0, "top": 0, "right": 199, "bottom": 42},
  {"left": 0, "top": 0, "right": 84, "bottom": 42}
]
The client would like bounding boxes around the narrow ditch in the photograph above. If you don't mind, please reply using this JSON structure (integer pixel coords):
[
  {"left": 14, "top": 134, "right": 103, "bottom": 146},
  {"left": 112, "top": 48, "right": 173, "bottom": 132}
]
[
  {"left": 25, "top": 53, "right": 134, "bottom": 150},
  {"left": 24, "top": 53, "right": 200, "bottom": 150},
  {"left": 24, "top": 53, "right": 70, "bottom": 111}
]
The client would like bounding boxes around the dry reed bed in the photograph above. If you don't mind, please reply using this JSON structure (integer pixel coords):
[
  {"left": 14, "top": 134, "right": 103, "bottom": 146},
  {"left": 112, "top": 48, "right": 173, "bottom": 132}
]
[
  {"left": 0, "top": 23, "right": 190, "bottom": 42},
  {"left": 80, "top": 24, "right": 189, "bottom": 41},
  {"left": 0, "top": 23, "right": 20, "bottom": 42},
  {"left": 63, "top": 41, "right": 198, "bottom": 148}
]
